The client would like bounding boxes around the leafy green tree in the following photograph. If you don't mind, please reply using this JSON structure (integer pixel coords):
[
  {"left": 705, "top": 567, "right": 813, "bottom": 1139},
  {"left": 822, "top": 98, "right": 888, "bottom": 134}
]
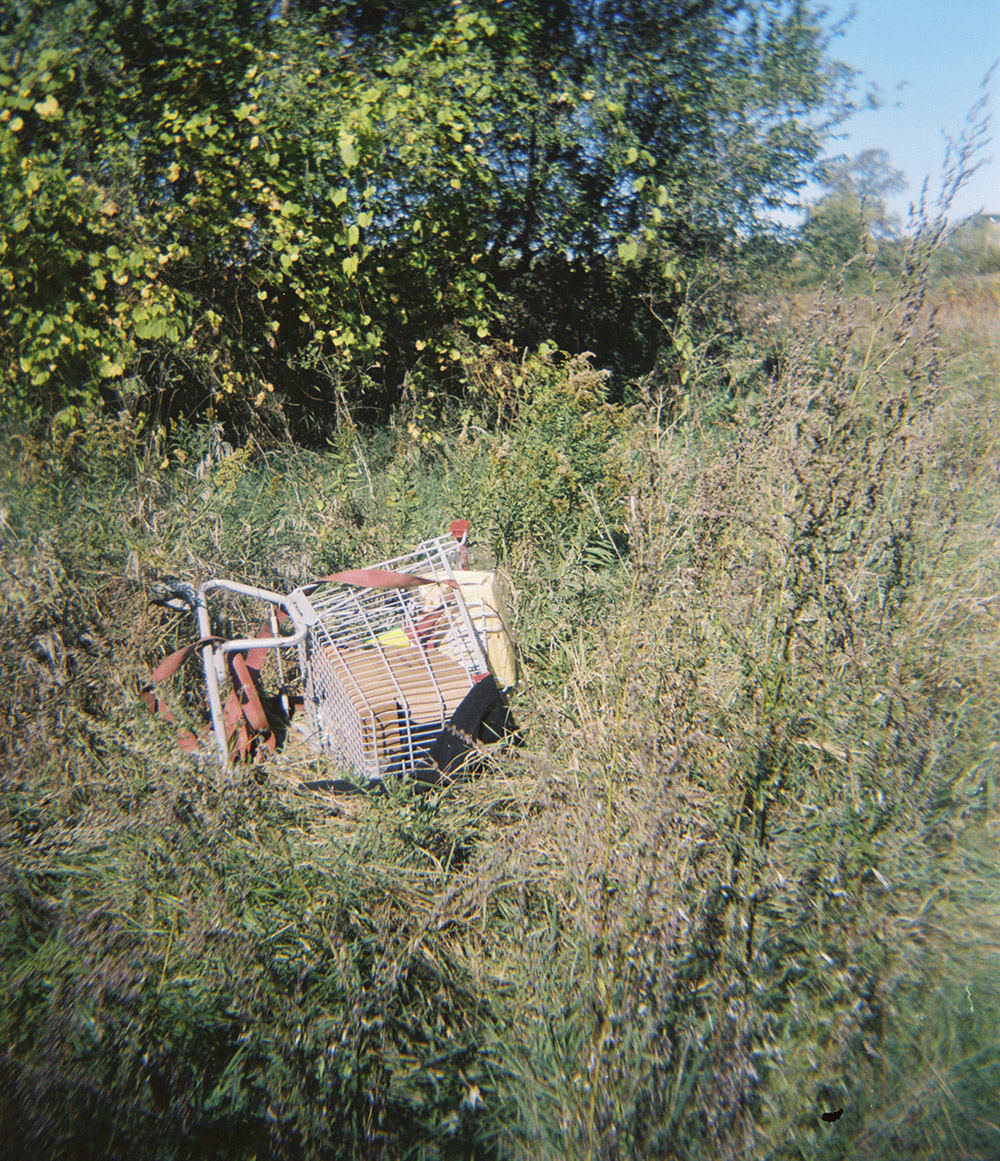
[
  {"left": 424, "top": 0, "right": 858, "bottom": 371},
  {"left": 1, "top": 1, "right": 259, "bottom": 421},
  {"left": 799, "top": 147, "right": 906, "bottom": 272},
  {"left": 1, "top": 0, "right": 858, "bottom": 430},
  {"left": 933, "top": 212, "right": 1000, "bottom": 276}
]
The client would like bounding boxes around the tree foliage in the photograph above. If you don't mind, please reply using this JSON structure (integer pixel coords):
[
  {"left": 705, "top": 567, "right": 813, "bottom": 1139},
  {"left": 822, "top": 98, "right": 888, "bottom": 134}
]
[
  {"left": 934, "top": 213, "right": 1000, "bottom": 276},
  {"left": 799, "top": 148, "right": 906, "bottom": 272},
  {"left": 1, "top": 0, "right": 855, "bottom": 431}
]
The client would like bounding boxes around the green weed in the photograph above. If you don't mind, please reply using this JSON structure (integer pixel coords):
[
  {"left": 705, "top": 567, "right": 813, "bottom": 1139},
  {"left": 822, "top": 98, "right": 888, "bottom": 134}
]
[{"left": 1, "top": 267, "right": 997, "bottom": 1159}]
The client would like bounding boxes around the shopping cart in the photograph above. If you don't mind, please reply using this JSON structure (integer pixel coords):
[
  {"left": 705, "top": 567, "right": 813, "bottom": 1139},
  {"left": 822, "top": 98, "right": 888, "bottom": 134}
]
[{"left": 171, "top": 528, "right": 509, "bottom": 780}]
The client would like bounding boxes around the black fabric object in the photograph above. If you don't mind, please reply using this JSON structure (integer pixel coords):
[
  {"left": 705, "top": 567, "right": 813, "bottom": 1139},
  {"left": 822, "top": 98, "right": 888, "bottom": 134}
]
[{"left": 423, "top": 673, "right": 515, "bottom": 777}]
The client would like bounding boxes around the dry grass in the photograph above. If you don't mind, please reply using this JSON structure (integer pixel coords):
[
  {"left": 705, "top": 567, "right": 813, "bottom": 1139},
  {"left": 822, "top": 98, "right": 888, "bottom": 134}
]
[{"left": 1, "top": 255, "right": 998, "bottom": 1158}]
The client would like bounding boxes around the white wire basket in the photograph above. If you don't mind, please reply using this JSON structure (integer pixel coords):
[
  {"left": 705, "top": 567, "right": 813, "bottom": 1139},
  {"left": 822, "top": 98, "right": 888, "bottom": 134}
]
[
  {"left": 297, "top": 534, "right": 490, "bottom": 780},
  {"left": 190, "top": 533, "right": 496, "bottom": 780}
]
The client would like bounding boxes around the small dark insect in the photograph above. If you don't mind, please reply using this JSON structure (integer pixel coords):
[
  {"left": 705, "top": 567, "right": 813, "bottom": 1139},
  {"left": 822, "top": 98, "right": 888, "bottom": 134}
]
[{"left": 821, "top": 1108, "right": 844, "bottom": 1123}]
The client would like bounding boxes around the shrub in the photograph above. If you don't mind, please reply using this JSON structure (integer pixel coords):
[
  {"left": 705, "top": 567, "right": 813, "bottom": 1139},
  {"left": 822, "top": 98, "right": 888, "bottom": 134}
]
[{"left": 464, "top": 349, "right": 630, "bottom": 555}]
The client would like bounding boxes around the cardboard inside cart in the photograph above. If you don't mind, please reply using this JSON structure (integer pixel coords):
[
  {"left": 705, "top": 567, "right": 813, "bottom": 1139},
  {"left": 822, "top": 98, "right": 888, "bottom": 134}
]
[
  {"left": 412, "top": 569, "right": 517, "bottom": 690},
  {"left": 322, "top": 643, "right": 466, "bottom": 772}
]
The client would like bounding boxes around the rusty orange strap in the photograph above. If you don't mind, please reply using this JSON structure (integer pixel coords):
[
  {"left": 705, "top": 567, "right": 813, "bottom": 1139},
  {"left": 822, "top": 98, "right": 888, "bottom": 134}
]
[
  {"left": 227, "top": 648, "right": 271, "bottom": 733},
  {"left": 147, "top": 636, "right": 224, "bottom": 684},
  {"left": 140, "top": 636, "right": 223, "bottom": 753},
  {"left": 142, "top": 630, "right": 276, "bottom": 761},
  {"left": 311, "top": 567, "right": 458, "bottom": 591}
]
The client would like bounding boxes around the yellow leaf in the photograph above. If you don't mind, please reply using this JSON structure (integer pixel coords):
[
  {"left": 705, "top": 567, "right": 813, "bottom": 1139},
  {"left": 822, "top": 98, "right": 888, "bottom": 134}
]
[
  {"left": 98, "top": 357, "right": 124, "bottom": 378},
  {"left": 34, "top": 95, "right": 60, "bottom": 119},
  {"left": 166, "top": 163, "right": 181, "bottom": 183}
]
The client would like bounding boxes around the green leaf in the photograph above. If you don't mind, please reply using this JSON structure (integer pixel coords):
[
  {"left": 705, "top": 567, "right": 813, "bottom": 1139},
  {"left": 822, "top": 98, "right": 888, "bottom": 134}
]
[
  {"left": 134, "top": 317, "right": 169, "bottom": 340},
  {"left": 98, "top": 356, "right": 125, "bottom": 378},
  {"left": 34, "top": 94, "right": 61, "bottom": 119},
  {"left": 338, "top": 129, "right": 359, "bottom": 169}
]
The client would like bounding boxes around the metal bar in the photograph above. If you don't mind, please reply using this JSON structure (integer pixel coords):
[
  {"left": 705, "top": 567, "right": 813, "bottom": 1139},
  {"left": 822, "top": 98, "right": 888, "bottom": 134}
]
[
  {"left": 195, "top": 579, "right": 315, "bottom": 771},
  {"left": 194, "top": 589, "right": 231, "bottom": 770},
  {"left": 216, "top": 625, "right": 307, "bottom": 653}
]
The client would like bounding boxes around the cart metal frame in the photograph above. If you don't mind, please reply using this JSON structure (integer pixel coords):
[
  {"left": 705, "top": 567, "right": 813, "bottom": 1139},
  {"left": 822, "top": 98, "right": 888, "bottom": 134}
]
[{"left": 192, "top": 535, "right": 489, "bottom": 778}]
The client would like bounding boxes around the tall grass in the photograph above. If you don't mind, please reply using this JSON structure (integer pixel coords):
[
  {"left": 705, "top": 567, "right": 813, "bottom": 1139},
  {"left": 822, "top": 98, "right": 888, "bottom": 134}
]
[{"left": 1, "top": 260, "right": 998, "bottom": 1156}]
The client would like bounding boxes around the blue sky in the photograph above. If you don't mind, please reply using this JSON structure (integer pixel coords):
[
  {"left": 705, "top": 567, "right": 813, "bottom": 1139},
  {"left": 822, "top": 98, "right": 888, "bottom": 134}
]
[{"left": 824, "top": 0, "right": 999, "bottom": 222}]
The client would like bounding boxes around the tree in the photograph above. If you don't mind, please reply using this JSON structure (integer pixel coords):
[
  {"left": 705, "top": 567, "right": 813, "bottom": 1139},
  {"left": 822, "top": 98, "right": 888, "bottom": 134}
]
[
  {"left": 1, "top": 0, "right": 858, "bottom": 430},
  {"left": 799, "top": 148, "right": 906, "bottom": 272},
  {"left": 934, "top": 213, "right": 1000, "bottom": 276}
]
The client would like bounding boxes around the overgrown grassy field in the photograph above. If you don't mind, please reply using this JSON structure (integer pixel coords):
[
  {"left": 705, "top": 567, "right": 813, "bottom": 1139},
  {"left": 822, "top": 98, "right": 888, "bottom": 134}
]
[{"left": 2, "top": 268, "right": 998, "bottom": 1159}]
